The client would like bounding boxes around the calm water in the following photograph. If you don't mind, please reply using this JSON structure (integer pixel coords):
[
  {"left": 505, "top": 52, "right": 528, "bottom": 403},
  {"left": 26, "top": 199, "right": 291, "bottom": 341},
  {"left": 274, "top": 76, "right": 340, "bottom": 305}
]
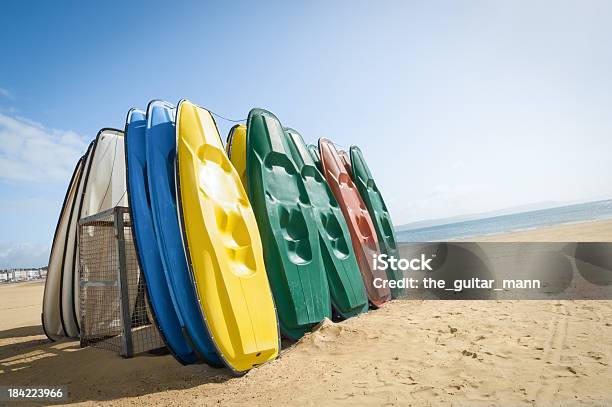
[{"left": 396, "top": 200, "right": 612, "bottom": 242}]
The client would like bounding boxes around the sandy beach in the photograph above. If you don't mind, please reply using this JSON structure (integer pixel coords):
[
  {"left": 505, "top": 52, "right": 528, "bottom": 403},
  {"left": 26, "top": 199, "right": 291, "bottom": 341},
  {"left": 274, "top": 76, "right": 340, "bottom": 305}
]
[
  {"left": 1, "top": 219, "right": 611, "bottom": 406},
  {"left": 461, "top": 219, "right": 612, "bottom": 242}
]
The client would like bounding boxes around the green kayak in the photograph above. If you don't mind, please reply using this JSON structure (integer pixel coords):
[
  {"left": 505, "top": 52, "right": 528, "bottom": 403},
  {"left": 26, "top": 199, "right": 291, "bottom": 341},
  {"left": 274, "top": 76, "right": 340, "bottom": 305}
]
[
  {"left": 285, "top": 129, "right": 369, "bottom": 319},
  {"left": 245, "top": 109, "right": 331, "bottom": 339},
  {"left": 307, "top": 144, "right": 322, "bottom": 172},
  {"left": 350, "top": 145, "right": 404, "bottom": 298}
]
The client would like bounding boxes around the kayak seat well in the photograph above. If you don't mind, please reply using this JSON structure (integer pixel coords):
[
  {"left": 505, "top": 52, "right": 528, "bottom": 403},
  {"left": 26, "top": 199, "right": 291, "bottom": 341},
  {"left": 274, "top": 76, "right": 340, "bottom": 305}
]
[
  {"left": 356, "top": 213, "right": 374, "bottom": 240},
  {"left": 366, "top": 178, "right": 379, "bottom": 193},
  {"left": 260, "top": 152, "right": 314, "bottom": 265},
  {"left": 195, "top": 144, "right": 258, "bottom": 277},
  {"left": 319, "top": 212, "right": 350, "bottom": 258},
  {"left": 262, "top": 153, "right": 309, "bottom": 204},
  {"left": 300, "top": 166, "right": 337, "bottom": 209},
  {"left": 213, "top": 205, "right": 257, "bottom": 276},
  {"left": 278, "top": 206, "right": 312, "bottom": 264},
  {"left": 380, "top": 216, "right": 396, "bottom": 250},
  {"left": 338, "top": 172, "right": 352, "bottom": 187},
  {"left": 197, "top": 145, "right": 248, "bottom": 205}
]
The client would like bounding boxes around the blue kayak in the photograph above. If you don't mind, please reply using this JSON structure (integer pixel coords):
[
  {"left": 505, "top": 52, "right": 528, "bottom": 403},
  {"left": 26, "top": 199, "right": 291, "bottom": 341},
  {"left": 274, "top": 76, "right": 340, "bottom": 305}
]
[
  {"left": 124, "top": 108, "right": 198, "bottom": 364},
  {"left": 145, "top": 100, "right": 222, "bottom": 367}
]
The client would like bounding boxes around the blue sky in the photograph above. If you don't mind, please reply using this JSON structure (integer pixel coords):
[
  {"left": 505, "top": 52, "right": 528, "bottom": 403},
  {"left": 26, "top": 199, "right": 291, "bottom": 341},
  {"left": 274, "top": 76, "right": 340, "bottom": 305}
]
[{"left": 1, "top": 1, "right": 612, "bottom": 267}]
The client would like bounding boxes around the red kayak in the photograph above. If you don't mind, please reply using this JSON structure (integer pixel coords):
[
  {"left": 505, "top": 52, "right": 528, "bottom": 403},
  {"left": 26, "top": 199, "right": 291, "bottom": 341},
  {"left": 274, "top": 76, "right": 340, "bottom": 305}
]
[
  {"left": 338, "top": 149, "right": 353, "bottom": 175},
  {"left": 318, "top": 138, "right": 391, "bottom": 307}
]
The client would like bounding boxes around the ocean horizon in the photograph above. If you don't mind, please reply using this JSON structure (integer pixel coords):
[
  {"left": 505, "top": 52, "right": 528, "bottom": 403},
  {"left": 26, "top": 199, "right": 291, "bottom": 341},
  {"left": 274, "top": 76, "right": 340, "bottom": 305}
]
[{"left": 395, "top": 199, "right": 612, "bottom": 242}]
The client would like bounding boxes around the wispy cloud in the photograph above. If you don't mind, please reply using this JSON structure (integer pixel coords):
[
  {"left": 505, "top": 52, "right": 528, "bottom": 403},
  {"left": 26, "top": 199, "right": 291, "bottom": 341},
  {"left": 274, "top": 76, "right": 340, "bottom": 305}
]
[
  {"left": 0, "top": 241, "right": 50, "bottom": 268},
  {"left": 0, "top": 87, "right": 14, "bottom": 100},
  {"left": 0, "top": 113, "right": 87, "bottom": 182},
  {"left": 394, "top": 183, "right": 495, "bottom": 224}
]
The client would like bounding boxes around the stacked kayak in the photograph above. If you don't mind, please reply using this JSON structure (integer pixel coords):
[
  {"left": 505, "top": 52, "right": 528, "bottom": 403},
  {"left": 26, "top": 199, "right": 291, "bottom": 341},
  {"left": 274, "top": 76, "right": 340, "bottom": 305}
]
[
  {"left": 338, "top": 149, "right": 353, "bottom": 175},
  {"left": 242, "top": 109, "right": 331, "bottom": 339},
  {"left": 145, "top": 100, "right": 223, "bottom": 367},
  {"left": 175, "top": 100, "right": 279, "bottom": 373},
  {"left": 284, "top": 129, "right": 368, "bottom": 318},
  {"left": 307, "top": 144, "right": 322, "bottom": 171},
  {"left": 43, "top": 102, "right": 398, "bottom": 374},
  {"left": 43, "top": 152, "right": 86, "bottom": 340},
  {"left": 225, "top": 124, "right": 248, "bottom": 188},
  {"left": 124, "top": 109, "right": 200, "bottom": 364},
  {"left": 43, "top": 129, "right": 128, "bottom": 340},
  {"left": 350, "top": 146, "right": 404, "bottom": 298},
  {"left": 318, "top": 139, "right": 391, "bottom": 307},
  {"left": 229, "top": 125, "right": 368, "bottom": 320}
]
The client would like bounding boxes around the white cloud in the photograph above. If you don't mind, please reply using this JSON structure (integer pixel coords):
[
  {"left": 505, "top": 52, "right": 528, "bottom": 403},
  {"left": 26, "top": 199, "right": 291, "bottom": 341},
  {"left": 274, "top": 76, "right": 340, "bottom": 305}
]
[
  {"left": 393, "top": 183, "right": 497, "bottom": 225},
  {"left": 0, "top": 241, "right": 50, "bottom": 268},
  {"left": 0, "top": 87, "right": 14, "bottom": 100},
  {"left": 0, "top": 113, "right": 88, "bottom": 182}
]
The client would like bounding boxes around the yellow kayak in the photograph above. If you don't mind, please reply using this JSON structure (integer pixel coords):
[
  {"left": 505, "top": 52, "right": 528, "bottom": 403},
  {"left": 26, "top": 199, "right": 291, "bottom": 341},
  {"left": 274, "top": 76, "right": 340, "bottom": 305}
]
[
  {"left": 175, "top": 100, "right": 279, "bottom": 374},
  {"left": 226, "top": 124, "right": 248, "bottom": 189}
]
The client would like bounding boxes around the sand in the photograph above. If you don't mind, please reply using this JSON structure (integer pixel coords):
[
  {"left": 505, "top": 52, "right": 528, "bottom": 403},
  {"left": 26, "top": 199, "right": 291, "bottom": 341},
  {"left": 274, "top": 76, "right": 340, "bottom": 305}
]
[
  {"left": 1, "top": 219, "right": 612, "bottom": 406},
  {"left": 461, "top": 219, "right": 612, "bottom": 242}
]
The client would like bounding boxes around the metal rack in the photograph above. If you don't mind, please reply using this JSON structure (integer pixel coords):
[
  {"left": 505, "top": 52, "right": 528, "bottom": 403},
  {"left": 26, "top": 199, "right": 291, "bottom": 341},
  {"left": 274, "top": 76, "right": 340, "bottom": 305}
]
[{"left": 78, "top": 206, "right": 164, "bottom": 357}]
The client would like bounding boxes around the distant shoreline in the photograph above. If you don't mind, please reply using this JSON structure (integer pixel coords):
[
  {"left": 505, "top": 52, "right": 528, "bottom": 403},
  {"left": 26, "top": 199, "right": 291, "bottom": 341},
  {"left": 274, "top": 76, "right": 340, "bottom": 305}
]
[
  {"left": 452, "top": 218, "right": 612, "bottom": 242},
  {"left": 0, "top": 278, "right": 45, "bottom": 287},
  {"left": 395, "top": 218, "right": 612, "bottom": 243},
  {"left": 396, "top": 198, "right": 612, "bottom": 232},
  {"left": 396, "top": 199, "right": 612, "bottom": 242}
]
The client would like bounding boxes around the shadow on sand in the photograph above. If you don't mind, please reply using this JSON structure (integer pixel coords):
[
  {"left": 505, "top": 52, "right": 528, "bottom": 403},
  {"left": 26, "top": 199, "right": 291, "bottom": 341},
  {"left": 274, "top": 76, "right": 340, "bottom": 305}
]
[
  {"left": 0, "top": 323, "right": 237, "bottom": 404},
  {"left": 0, "top": 325, "right": 45, "bottom": 340}
]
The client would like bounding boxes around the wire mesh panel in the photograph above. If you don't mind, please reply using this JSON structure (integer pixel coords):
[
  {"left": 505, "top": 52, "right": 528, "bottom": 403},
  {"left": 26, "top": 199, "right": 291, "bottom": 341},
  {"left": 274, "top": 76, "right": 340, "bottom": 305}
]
[{"left": 79, "top": 206, "right": 165, "bottom": 357}]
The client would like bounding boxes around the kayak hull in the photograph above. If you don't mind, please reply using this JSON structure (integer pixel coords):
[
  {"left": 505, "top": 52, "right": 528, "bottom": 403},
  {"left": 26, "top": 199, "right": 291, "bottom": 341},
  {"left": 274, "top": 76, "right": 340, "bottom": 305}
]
[
  {"left": 307, "top": 144, "right": 322, "bottom": 172},
  {"left": 76, "top": 129, "right": 129, "bottom": 329},
  {"left": 225, "top": 124, "right": 248, "bottom": 190},
  {"left": 285, "top": 129, "right": 368, "bottom": 319},
  {"left": 125, "top": 108, "right": 198, "bottom": 364},
  {"left": 176, "top": 100, "right": 279, "bottom": 374},
  {"left": 243, "top": 109, "right": 331, "bottom": 339},
  {"left": 350, "top": 146, "right": 404, "bottom": 298},
  {"left": 43, "top": 152, "right": 86, "bottom": 339},
  {"left": 44, "top": 128, "right": 128, "bottom": 339},
  {"left": 338, "top": 149, "right": 353, "bottom": 176},
  {"left": 318, "top": 138, "right": 390, "bottom": 308},
  {"left": 145, "top": 100, "right": 222, "bottom": 367}
]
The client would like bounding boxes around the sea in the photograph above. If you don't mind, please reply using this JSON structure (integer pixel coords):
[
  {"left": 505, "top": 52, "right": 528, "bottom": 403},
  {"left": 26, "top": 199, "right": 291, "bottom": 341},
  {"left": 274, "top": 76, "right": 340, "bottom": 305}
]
[{"left": 395, "top": 199, "right": 612, "bottom": 242}]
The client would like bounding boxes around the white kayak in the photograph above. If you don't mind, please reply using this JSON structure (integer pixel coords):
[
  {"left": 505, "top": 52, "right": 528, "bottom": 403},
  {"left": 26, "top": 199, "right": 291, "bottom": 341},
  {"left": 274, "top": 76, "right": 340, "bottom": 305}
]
[{"left": 43, "top": 128, "right": 128, "bottom": 339}]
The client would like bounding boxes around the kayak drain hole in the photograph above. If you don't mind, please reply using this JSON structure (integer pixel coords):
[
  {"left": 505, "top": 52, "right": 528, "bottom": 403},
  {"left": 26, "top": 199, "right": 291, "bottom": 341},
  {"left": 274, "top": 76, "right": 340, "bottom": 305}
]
[{"left": 256, "top": 352, "right": 261, "bottom": 356}]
